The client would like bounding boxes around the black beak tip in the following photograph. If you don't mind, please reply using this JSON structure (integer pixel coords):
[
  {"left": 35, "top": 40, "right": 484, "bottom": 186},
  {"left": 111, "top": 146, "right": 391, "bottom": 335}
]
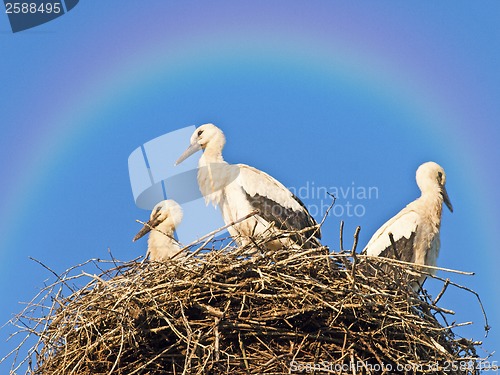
[{"left": 445, "top": 200, "right": 454, "bottom": 213}]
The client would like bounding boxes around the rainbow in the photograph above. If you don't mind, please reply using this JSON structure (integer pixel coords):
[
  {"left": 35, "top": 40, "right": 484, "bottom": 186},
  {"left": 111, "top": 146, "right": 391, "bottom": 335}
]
[{"left": 1, "top": 4, "right": 496, "bottom": 257}]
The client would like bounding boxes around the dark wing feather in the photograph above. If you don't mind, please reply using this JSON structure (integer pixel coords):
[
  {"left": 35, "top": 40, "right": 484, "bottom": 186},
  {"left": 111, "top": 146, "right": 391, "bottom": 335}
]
[
  {"left": 243, "top": 189, "right": 321, "bottom": 242},
  {"left": 378, "top": 231, "right": 417, "bottom": 262}
]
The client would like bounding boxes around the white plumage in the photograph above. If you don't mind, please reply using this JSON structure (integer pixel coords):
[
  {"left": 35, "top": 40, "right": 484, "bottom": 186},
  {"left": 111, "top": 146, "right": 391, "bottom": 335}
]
[
  {"left": 363, "top": 161, "right": 453, "bottom": 290},
  {"left": 175, "top": 124, "right": 320, "bottom": 248},
  {"left": 133, "top": 200, "right": 184, "bottom": 261}
]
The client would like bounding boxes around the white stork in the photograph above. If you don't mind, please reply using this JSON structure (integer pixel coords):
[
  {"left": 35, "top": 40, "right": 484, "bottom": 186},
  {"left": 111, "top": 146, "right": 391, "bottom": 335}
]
[
  {"left": 175, "top": 123, "right": 321, "bottom": 248},
  {"left": 133, "top": 200, "right": 185, "bottom": 261},
  {"left": 363, "top": 161, "right": 453, "bottom": 290}
]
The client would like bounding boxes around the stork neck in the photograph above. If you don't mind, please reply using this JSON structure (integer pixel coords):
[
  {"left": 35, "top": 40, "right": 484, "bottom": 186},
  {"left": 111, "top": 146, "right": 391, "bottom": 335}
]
[
  {"left": 419, "top": 189, "right": 444, "bottom": 219},
  {"left": 199, "top": 147, "right": 225, "bottom": 166},
  {"left": 158, "top": 221, "right": 175, "bottom": 236},
  {"left": 150, "top": 223, "right": 175, "bottom": 245}
]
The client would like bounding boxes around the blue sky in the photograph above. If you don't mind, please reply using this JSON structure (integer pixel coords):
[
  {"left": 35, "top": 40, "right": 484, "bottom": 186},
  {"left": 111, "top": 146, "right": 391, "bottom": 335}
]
[{"left": 0, "top": 1, "right": 499, "bottom": 372}]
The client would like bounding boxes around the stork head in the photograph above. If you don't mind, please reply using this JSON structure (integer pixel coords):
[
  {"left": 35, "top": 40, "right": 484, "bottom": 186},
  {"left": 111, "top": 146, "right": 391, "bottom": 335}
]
[
  {"left": 175, "top": 124, "right": 226, "bottom": 165},
  {"left": 416, "top": 161, "right": 453, "bottom": 212},
  {"left": 133, "top": 200, "right": 183, "bottom": 241}
]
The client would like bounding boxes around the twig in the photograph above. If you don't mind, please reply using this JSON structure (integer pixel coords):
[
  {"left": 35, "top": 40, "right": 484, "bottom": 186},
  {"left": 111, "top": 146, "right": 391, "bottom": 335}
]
[
  {"left": 360, "top": 255, "right": 475, "bottom": 275},
  {"left": 433, "top": 278, "right": 450, "bottom": 305},
  {"left": 178, "top": 210, "right": 259, "bottom": 254},
  {"left": 29, "top": 257, "right": 75, "bottom": 293},
  {"left": 135, "top": 219, "right": 181, "bottom": 245},
  {"left": 427, "top": 273, "right": 490, "bottom": 334},
  {"left": 351, "top": 226, "right": 361, "bottom": 254},
  {"left": 183, "top": 235, "right": 215, "bottom": 260},
  {"left": 319, "top": 193, "right": 337, "bottom": 227},
  {"left": 350, "top": 227, "right": 361, "bottom": 286},
  {"left": 388, "top": 232, "right": 401, "bottom": 261},
  {"left": 339, "top": 221, "right": 344, "bottom": 252}
]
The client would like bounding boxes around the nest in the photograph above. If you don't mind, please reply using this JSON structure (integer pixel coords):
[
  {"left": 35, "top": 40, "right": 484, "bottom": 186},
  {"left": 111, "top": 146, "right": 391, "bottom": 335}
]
[{"left": 4, "top": 228, "right": 488, "bottom": 375}]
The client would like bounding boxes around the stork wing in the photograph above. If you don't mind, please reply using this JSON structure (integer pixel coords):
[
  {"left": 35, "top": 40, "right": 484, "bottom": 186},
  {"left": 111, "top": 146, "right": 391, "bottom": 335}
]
[
  {"left": 363, "top": 209, "right": 419, "bottom": 260},
  {"left": 237, "top": 164, "right": 321, "bottom": 239}
]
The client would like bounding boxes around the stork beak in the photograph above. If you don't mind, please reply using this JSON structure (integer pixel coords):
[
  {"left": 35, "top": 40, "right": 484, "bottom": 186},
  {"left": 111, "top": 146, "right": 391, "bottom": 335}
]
[
  {"left": 441, "top": 186, "right": 453, "bottom": 213},
  {"left": 133, "top": 225, "right": 152, "bottom": 242},
  {"left": 175, "top": 142, "right": 202, "bottom": 166},
  {"left": 133, "top": 211, "right": 164, "bottom": 241}
]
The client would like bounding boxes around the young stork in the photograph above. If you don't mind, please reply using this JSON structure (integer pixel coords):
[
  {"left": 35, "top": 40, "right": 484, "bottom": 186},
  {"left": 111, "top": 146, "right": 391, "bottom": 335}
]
[
  {"left": 363, "top": 161, "right": 453, "bottom": 290},
  {"left": 133, "top": 200, "right": 185, "bottom": 261},
  {"left": 175, "top": 124, "right": 321, "bottom": 248}
]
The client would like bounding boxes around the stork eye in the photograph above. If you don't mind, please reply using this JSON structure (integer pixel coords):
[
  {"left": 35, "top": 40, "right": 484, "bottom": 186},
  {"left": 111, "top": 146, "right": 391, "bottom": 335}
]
[
  {"left": 198, "top": 130, "right": 204, "bottom": 136},
  {"left": 437, "top": 171, "right": 443, "bottom": 182}
]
